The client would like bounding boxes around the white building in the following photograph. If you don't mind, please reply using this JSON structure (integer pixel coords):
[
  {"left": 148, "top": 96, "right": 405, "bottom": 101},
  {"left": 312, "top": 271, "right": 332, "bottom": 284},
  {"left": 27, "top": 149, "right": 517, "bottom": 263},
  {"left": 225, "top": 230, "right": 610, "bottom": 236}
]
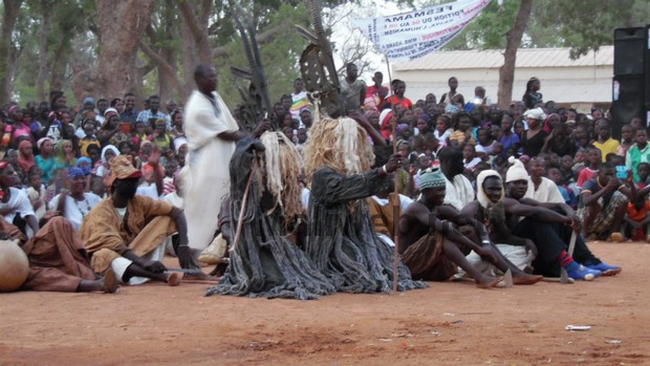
[{"left": 391, "top": 46, "right": 614, "bottom": 107}]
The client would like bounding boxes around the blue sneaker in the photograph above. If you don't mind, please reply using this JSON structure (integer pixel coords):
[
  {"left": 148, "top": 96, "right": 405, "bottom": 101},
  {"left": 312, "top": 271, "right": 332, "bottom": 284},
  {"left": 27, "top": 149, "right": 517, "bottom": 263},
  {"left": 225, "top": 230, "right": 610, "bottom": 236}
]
[
  {"left": 586, "top": 262, "right": 622, "bottom": 276},
  {"left": 567, "top": 265, "right": 601, "bottom": 281}
]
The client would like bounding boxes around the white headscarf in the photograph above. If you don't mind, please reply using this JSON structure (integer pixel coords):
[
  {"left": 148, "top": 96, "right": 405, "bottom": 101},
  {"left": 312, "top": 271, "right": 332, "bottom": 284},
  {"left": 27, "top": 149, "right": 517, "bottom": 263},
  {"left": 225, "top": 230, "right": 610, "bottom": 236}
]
[
  {"left": 477, "top": 169, "right": 503, "bottom": 209},
  {"left": 101, "top": 144, "right": 120, "bottom": 163}
]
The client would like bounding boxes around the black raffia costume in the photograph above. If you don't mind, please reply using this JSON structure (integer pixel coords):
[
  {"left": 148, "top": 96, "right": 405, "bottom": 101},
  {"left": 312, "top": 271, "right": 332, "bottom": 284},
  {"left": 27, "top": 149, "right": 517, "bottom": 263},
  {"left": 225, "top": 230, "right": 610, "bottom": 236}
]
[
  {"left": 306, "top": 166, "right": 427, "bottom": 293},
  {"left": 206, "top": 138, "right": 335, "bottom": 300}
]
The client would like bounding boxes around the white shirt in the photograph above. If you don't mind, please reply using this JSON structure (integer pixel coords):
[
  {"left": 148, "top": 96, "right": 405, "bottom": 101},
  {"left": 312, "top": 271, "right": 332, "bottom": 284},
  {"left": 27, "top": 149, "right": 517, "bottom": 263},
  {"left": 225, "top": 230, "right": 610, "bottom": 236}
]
[
  {"left": 443, "top": 174, "right": 475, "bottom": 211},
  {"left": 370, "top": 194, "right": 414, "bottom": 212},
  {"left": 49, "top": 192, "right": 102, "bottom": 231},
  {"left": 1, "top": 187, "right": 36, "bottom": 224},
  {"left": 136, "top": 184, "right": 160, "bottom": 200},
  {"left": 525, "top": 177, "right": 565, "bottom": 204}
]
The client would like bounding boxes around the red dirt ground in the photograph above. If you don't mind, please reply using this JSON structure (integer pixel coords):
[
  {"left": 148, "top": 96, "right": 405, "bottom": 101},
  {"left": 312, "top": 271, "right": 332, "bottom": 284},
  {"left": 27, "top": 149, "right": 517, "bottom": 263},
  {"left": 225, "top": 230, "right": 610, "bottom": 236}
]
[{"left": 1, "top": 241, "right": 649, "bottom": 366}]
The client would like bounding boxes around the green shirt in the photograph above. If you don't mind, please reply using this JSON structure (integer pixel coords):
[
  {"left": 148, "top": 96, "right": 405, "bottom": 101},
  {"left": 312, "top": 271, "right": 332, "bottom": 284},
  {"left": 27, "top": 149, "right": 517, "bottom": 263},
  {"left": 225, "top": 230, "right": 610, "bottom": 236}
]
[{"left": 625, "top": 143, "right": 650, "bottom": 181}]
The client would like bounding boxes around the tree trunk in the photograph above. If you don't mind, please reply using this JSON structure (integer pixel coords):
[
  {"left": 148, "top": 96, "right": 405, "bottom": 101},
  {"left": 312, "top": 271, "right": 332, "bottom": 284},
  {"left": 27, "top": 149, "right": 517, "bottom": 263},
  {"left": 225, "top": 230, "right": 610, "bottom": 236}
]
[
  {"left": 95, "top": 0, "right": 155, "bottom": 98},
  {"left": 48, "top": 39, "right": 70, "bottom": 94},
  {"left": 181, "top": 19, "right": 198, "bottom": 100},
  {"left": 178, "top": 0, "right": 212, "bottom": 64},
  {"left": 0, "top": 0, "right": 24, "bottom": 105},
  {"left": 36, "top": 0, "right": 52, "bottom": 102},
  {"left": 497, "top": 0, "right": 533, "bottom": 109}
]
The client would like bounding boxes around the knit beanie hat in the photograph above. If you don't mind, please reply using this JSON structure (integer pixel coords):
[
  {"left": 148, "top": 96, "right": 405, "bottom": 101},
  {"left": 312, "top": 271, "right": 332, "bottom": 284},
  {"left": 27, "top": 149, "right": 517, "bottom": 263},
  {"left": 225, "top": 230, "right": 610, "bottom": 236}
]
[
  {"left": 419, "top": 167, "right": 446, "bottom": 190},
  {"left": 505, "top": 156, "right": 529, "bottom": 183}
]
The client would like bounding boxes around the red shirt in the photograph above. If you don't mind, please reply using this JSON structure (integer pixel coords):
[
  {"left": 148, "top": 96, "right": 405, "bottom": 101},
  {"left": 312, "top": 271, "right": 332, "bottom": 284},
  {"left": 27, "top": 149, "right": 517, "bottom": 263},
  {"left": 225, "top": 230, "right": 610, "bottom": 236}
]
[
  {"left": 384, "top": 95, "right": 413, "bottom": 110},
  {"left": 365, "top": 85, "right": 389, "bottom": 109}
]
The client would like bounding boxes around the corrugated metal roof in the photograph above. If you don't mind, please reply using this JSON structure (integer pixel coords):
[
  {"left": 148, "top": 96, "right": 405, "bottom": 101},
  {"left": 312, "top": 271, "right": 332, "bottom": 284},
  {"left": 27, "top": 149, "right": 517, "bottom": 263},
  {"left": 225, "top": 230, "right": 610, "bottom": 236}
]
[{"left": 393, "top": 46, "right": 614, "bottom": 71}]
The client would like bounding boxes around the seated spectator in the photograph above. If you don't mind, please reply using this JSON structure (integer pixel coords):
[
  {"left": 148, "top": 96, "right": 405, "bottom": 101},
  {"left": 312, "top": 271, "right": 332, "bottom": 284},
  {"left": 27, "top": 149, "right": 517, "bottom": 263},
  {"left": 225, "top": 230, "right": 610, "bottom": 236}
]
[
  {"left": 476, "top": 128, "right": 496, "bottom": 155},
  {"left": 35, "top": 137, "right": 56, "bottom": 186},
  {"left": 48, "top": 167, "right": 102, "bottom": 232},
  {"left": 560, "top": 155, "right": 576, "bottom": 185},
  {"left": 170, "top": 109, "right": 184, "bottom": 138},
  {"left": 577, "top": 147, "right": 600, "bottom": 189},
  {"left": 578, "top": 163, "right": 629, "bottom": 241},
  {"left": 26, "top": 172, "right": 47, "bottom": 222},
  {"left": 0, "top": 162, "right": 39, "bottom": 237},
  {"left": 462, "top": 144, "right": 482, "bottom": 172},
  {"left": 626, "top": 128, "right": 650, "bottom": 182},
  {"left": 17, "top": 140, "right": 35, "bottom": 181},
  {"left": 3, "top": 213, "right": 118, "bottom": 293},
  {"left": 635, "top": 162, "right": 650, "bottom": 189},
  {"left": 433, "top": 115, "right": 453, "bottom": 147},
  {"left": 542, "top": 123, "right": 575, "bottom": 157},
  {"left": 617, "top": 124, "right": 635, "bottom": 157},
  {"left": 79, "top": 155, "right": 196, "bottom": 286},
  {"left": 136, "top": 95, "right": 170, "bottom": 130},
  {"left": 368, "top": 174, "right": 413, "bottom": 246},
  {"left": 525, "top": 157, "right": 565, "bottom": 203},
  {"left": 592, "top": 119, "right": 620, "bottom": 162},
  {"left": 399, "top": 168, "right": 503, "bottom": 288},
  {"left": 52, "top": 139, "right": 77, "bottom": 170},
  {"left": 621, "top": 187, "right": 650, "bottom": 242},
  {"left": 415, "top": 114, "right": 432, "bottom": 136},
  {"left": 504, "top": 159, "right": 619, "bottom": 279},
  {"left": 546, "top": 167, "right": 577, "bottom": 207},
  {"left": 78, "top": 120, "right": 100, "bottom": 158},
  {"left": 95, "top": 145, "right": 119, "bottom": 178},
  {"left": 449, "top": 112, "right": 475, "bottom": 148}
]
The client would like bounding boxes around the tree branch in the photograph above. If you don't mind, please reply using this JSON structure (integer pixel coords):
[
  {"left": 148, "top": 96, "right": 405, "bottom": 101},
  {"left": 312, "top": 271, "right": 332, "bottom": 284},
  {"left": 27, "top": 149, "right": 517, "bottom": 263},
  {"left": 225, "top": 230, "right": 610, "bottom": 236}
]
[{"left": 139, "top": 40, "right": 185, "bottom": 97}]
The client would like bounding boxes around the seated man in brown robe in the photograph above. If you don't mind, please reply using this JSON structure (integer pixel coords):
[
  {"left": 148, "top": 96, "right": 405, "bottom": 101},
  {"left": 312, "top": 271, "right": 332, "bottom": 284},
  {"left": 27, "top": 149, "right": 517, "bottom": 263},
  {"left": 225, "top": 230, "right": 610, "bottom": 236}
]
[
  {"left": 0, "top": 161, "right": 117, "bottom": 293},
  {"left": 80, "top": 156, "right": 197, "bottom": 286}
]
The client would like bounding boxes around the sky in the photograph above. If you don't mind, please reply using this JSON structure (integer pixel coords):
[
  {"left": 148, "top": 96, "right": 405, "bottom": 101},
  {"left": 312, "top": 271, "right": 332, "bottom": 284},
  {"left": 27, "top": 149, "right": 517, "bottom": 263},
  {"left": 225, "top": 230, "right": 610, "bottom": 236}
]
[{"left": 329, "top": 0, "right": 406, "bottom": 80}]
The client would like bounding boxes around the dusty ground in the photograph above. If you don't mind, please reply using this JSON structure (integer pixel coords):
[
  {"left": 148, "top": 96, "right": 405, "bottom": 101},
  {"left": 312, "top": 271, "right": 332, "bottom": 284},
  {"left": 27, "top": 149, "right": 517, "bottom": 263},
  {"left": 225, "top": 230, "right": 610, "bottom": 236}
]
[{"left": 1, "top": 241, "right": 649, "bottom": 366}]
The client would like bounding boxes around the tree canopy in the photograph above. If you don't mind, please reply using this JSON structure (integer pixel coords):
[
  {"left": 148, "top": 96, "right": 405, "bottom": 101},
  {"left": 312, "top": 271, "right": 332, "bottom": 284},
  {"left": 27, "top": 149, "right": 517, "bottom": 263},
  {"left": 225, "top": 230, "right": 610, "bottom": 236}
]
[{"left": 0, "top": 0, "right": 647, "bottom": 108}]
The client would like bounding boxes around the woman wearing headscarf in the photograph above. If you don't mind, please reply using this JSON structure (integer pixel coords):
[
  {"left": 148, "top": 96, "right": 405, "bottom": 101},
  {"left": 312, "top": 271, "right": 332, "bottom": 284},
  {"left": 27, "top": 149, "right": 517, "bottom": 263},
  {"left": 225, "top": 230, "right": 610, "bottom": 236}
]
[
  {"left": 17, "top": 140, "right": 36, "bottom": 179},
  {"left": 48, "top": 167, "right": 102, "bottom": 232},
  {"left": 520, "top": 108, "right": 547, "bottom": 157},
  {"left": 95, "top": 144, "right": 119, "bottom": 178},
  {"left": 52, "top": 139, "right": 77, "bottom": 171},
  {"left": 35, "top": 137, "right": 56, "bottom": 186}
]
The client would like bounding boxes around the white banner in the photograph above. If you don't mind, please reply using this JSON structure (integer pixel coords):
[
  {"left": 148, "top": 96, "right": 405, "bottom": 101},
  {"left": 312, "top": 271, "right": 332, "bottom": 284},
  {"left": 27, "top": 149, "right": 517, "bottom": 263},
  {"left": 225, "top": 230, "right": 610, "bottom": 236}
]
[{"left": 351, "top": 0, "right": 491, "bottom": 62}]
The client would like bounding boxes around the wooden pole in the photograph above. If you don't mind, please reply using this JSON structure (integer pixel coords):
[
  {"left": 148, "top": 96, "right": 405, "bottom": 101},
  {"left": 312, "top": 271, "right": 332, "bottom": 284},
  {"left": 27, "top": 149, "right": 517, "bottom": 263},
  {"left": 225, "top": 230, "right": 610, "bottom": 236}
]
[
  {"left": 384, "top": 54, "right": 400, "bottom": 294},
  {"left": 230, "top": 152, "right": 258, "bottom": 253}
]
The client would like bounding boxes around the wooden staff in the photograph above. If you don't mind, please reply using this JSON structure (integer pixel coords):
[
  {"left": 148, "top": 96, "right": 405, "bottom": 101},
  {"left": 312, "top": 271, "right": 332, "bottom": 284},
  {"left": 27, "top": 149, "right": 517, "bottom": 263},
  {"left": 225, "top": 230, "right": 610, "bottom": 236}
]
[
  {"left": 230, "top": 152, "right": 258, "bottom": 253},
  {"left": 384, "top": 54, "right": 400, "bottom": 294}
]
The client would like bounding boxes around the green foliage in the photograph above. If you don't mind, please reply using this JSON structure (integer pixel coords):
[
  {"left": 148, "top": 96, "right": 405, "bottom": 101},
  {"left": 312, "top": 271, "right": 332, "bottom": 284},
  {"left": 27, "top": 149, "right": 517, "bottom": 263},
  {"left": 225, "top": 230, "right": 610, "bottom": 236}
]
[
  {"left": 533, "top": 0, "right": 650, "bottom": 58},
  {"left": 216, "top": 2, "right": 311, "bottom": 108}
]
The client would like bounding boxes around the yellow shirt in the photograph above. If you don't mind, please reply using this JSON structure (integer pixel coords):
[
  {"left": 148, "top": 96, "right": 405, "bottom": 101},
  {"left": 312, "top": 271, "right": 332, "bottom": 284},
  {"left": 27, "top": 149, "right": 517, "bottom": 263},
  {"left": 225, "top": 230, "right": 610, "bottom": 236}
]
[{"left": 593, "top": 138, "right": 620, "bottom": 162}]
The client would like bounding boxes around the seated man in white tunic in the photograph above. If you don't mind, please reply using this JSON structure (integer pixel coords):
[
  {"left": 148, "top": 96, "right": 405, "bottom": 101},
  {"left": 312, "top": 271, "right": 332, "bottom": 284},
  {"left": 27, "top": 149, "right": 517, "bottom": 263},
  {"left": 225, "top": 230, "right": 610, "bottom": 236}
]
[{"left": 438, "top": 147, "right": 475, "bottom": 211}]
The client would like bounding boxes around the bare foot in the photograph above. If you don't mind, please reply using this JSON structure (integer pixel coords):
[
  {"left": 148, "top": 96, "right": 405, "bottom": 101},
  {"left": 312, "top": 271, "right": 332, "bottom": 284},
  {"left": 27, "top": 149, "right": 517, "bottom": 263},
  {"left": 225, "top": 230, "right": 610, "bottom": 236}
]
[
  {"left": 167, "top": 272, "right": 182, "bottom": 286},
  {"left": 513, "top": 273, "right": 543, "bottom": 285},
  {"left": 103, "top": 268, "right": 119, "bottom": 293},
  {"left": 475, "top": 275, "right": 502, "bottom": 289}
]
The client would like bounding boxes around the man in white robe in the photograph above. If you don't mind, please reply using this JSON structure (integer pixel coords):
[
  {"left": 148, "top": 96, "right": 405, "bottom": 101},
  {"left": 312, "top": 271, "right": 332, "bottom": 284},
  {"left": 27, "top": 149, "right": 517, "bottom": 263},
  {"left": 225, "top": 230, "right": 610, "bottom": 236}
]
[
  {"left": 183, "top": 64, "right": 268, "bottom": 255},
  {"left": 438, "top": 147, "right": 475, "bottom": 211}
]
